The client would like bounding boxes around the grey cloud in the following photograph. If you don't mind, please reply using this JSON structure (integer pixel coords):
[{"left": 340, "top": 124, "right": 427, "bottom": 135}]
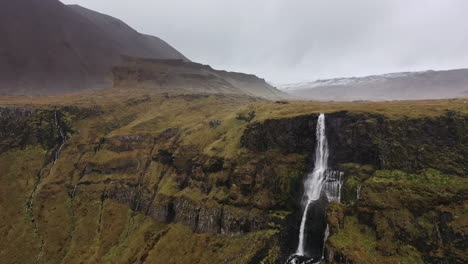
[{"left": 60, "top": 0, "right": 468, "bottom": 83}]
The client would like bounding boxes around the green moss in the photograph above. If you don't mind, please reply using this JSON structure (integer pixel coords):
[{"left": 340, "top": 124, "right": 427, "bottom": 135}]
[
  {"left": 339, "top": 163, "right": 375, "bottom": 204},
  {"left": 371, "top": 169, "right": 466, "bottom": 191},
  {"left": 328, "top": 216, "right": 425, "bottom": 264},
  {"left": 0, "top": 147, "right": 47, "bottom": 264},
  {"left": 1, "top": 91, "right": 467, "bottom": 264},
  {"left": 329, "top": 166, "right": 467, "bottom": 264},
  {"left": 260, "top": 244, "right": 280, "bottom": 264},
  {"left": 328, "top": 216, "right": 381, "bottom": 264},
  {"left": 269, "top": 210, "right": 292, "bottom": 220},
  {"left": 140, "top": 223, "right": 277, "bottom": 264}
]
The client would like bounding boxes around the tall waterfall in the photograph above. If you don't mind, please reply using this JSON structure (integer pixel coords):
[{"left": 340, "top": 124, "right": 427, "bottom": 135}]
[{"left": 286, "top": 113, "right": 344, "bottom": 264}]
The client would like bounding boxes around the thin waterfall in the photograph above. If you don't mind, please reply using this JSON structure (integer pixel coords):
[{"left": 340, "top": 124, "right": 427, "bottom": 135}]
[
  {"left": 286, "top": 113, "right": 344, "bottom": 264},
  {"left": 356, "top": 185, "right": 362, "bottom": 200},
  {"left": 26, "top": 111, "right": 68, "bottom": 264},
  {"left": 53, "top": 111, "right": 67, "bottom": 164},
  {"left": 296, "top": 113, "right": 329, "bottom": 255}
]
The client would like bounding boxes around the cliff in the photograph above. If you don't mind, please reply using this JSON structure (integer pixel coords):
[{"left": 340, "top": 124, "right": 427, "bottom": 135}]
[
  {"left": 0, "top": 93, "right": 466, "bottom": 263},
  {"left": 241, "top": 110, "right": 467, "bottom": 263}
]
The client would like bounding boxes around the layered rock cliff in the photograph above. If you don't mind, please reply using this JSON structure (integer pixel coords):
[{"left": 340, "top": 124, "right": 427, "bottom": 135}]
[
  {"left": 241, "top": 110, "right": 467, "bottom": 263},
  {"left": 0, "top": 95, "right": 466, "bottom": 264}
]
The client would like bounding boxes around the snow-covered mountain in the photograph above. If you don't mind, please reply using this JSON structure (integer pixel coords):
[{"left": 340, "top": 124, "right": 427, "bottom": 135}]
[
  {"left": 279, "top": 71, "right": 432, "bottom": 91},
  {"left": 278, "top": 69, "right": 468, "bottom": 101}
]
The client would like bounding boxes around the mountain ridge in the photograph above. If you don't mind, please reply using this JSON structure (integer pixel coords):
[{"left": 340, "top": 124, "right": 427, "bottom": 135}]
[
  {"left": 279, "top": 68, "right": 468, "bottom": 101},
  {"left": 112, "top": 57, "right": 285, "bottom": 99},
  {"left": 0, "top": 0, "right": 187, "bottom": 95}
]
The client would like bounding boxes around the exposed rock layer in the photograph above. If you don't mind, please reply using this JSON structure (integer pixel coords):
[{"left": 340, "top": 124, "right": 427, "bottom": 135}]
[{"left": 0, "top": 103, "right": 466, "bottom": 263}]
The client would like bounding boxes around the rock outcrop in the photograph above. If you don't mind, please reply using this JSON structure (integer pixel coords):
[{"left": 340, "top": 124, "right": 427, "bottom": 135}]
[
  {"left": 242, "top": 111, "right": 467, "bottom": 175},
  {"left": 241, "top": 110, "right": 467, "bottom": 263},
  {"left": 0, "top": 100, "right": 466, "bottom": 264}
]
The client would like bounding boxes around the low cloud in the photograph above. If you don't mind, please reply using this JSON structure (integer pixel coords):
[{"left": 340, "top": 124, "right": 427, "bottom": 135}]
[{"left": 61, "top": 0, "right": 468, "bottom": 83}]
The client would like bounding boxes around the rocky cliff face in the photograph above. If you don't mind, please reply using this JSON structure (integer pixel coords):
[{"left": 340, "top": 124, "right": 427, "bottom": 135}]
[
  {"left": 241, "top": 110, "right": 467, "bottom": 263},
  {"left": 0, "top": 107, "right": 64, "bottom": 152},
  {"left": 242, "top": 111, "right": 467, "bottom": 175},
  {"left": 0, "top": 100, "right": 305, "bottom": 263},
  {"left": 0, "top": 97, "right": 466, "bottom": 263}
]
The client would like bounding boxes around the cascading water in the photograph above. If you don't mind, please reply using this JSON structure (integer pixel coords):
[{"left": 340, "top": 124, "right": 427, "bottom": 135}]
[
  {"left": 286, "top": 114, "right": 344, "bottom": 264},
  {"left": 53, "top": 111, "right": 67, "bottom": 164},
  {"left": 356, "top": 185, "right": 362, "bottom": 200},
  {"left": 26, "top": 111, "right": 68, "bottom": 264},
  {"left": 297, "top": 113, "right": 329, "bottom": 256}
]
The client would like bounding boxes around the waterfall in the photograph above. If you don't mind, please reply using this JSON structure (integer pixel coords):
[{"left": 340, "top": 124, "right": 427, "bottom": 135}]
[
  {"left": 26, "top": 111, "right": 68, "bottom": 264},
  {"left": 296, "top": 113, "right": 328, "bottom": 256},
  {"left": 356, "top": 185, "right": 362, "bottom": 200},
  {"left": 286, "top": 113, "right": 344, "bottom": 264},
  {"left": 53, "top": 111, "right": 67, "bottom": 165}
]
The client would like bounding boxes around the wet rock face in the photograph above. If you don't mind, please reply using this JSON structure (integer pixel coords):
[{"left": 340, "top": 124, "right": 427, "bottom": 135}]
[
  {"left": 373, "top": 112, "right": 467, "bottom": 175},
  {"left": 302, "top": 196, "right": 329, "bottom": 259},
  {"left": 104, "top": 183, "right": 272, "bottom": 235},
  {"left": 241, "top": 111, "right": 467, "bottom": 175},
  {"left": 168, "top": 199, "right": 270, "bottom": 235},
  {"left": 241, "top": 111, "right": 467, "bottom": 263},
  {"left": 240, "top": 112, "right": 381, "bottom": 166},
  {"left": 0, "top": 106, "right": 99, "bottom": 154},
  {"left": 241, "top": 114, "right": 318, "bottom": 153},
  {"left": 324, "top": 112, "right": 382, "bottom": 168},
  {"left": 66, "top": 129, "right": 286, "bottom": 238},
  {"left": 0, "top": 107, "right": 71, "bottom": 153}
]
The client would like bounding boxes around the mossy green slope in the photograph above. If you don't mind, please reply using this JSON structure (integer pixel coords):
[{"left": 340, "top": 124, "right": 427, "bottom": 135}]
[
  {"left": 326, "top": 165, "right": 467, "bottom": 264},
  {"left": 0, "top": 90, "right": 466, "bottom": 263}
]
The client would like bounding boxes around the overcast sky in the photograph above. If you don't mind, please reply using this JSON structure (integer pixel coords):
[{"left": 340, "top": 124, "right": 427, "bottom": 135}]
[{"left": 61, "top": 0, "right": 468, "bottom": 83}]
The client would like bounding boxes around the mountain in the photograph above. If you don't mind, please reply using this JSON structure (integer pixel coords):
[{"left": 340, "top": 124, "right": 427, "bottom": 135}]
[
  {"left": 0, "top": 0, "right": 284, "bottom": 99},
  {"left": 0, "top": 0, "right": 187, "bottom": 95},
  {"left": 279, "top": 69, "right": 468, "bottom": 101},
  {"left": 67, "top": 5, "right": 188, "bottom": 61},
  {"left": 113, "top": 57, "right": 285, "bottom": 99}
]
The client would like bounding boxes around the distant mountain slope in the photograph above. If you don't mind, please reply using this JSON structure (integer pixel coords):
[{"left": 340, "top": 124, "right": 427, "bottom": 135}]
[
  {"left": 280, "top": 69, "right": 468, "bottom": 101},
  {"left": 0, "top": 0, "right": 187, "bottom": 95},
  {"left": 113, "top": 58, "right": 285, "bottom": 99},
  {"left": 67, "top": 5, "right": 188, "bottom": 61}
]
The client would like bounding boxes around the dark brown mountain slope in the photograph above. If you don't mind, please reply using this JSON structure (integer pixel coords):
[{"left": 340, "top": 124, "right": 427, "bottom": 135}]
[
  {"left": 67, "top": 5, "right": 188, "bottom": 61},
  {"left": 0, "top": 0, "right": 187, "bottom": 95},
  {"left": 113, "top": 57, "right": 285, "bottom": 99}
]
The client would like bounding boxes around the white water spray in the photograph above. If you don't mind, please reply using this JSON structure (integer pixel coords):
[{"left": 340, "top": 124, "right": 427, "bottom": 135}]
[
  {"left": 286, "top": 114, "right": 344, "bottom": 264},
  {"left": 296, "top": 113, "right": 329, "bottom": 256}
]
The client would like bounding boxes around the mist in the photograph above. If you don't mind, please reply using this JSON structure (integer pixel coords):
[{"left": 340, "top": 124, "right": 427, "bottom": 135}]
[{"left": 60, "top": 0, "right": 468, "bottom": 83}]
